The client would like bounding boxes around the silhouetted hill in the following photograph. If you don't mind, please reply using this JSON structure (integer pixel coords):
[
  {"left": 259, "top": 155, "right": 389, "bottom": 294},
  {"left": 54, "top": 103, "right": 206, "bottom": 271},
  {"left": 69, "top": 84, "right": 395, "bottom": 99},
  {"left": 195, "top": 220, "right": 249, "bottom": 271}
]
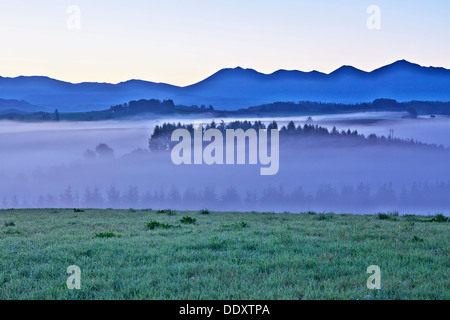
[
  {"left": 0, "top": 76, "right": 180, "bottom": 112},
  {"left": 0, "top": 60, "right": 449, "bottom": 112},
  {"left": 0, "top": 98, "right": 43, "bottom": 114}
]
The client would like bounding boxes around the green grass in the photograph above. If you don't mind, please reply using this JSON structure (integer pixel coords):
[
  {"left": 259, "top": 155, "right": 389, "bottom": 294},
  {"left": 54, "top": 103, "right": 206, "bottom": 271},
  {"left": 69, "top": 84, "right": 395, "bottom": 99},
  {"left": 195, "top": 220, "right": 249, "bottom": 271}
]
[{"left": 0, "top": 209, "right": 448, "bottom": 300}]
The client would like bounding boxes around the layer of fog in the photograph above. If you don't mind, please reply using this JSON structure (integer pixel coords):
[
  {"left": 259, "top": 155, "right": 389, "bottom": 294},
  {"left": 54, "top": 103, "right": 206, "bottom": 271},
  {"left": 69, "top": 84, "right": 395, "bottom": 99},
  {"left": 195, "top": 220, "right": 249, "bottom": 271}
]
[{"left": 0, "top": 112, "right": 449, "bottom": 215}]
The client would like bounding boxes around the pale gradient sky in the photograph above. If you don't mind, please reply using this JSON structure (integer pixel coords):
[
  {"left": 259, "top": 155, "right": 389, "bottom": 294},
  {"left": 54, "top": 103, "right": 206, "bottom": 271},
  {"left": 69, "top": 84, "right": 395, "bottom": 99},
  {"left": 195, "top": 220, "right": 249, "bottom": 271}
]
[{"left": 0, "top": 0, "right": 449, "bottom": 86}]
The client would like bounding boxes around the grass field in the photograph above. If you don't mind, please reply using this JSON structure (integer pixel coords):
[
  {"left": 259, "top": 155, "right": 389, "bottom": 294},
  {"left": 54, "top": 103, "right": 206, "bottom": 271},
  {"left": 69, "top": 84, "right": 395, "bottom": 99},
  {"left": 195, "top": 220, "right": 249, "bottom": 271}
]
[{"left": 0, "top": 209, "right": 448, "bottom": 300}]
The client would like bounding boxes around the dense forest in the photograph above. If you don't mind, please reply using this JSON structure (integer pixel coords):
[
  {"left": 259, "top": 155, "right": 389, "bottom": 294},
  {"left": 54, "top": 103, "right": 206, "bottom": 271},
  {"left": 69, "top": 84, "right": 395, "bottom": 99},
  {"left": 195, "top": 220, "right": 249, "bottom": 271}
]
[{"left": 148, "top": 120, "right": 446, "bottom": 151}]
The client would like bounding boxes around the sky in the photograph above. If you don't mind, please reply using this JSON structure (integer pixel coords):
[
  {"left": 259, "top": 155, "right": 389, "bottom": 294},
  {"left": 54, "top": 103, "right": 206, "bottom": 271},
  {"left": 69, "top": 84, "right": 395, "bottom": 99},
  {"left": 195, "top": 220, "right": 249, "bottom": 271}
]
[{"left": 0, "top": 0, "right": 449, "bottom": 86}]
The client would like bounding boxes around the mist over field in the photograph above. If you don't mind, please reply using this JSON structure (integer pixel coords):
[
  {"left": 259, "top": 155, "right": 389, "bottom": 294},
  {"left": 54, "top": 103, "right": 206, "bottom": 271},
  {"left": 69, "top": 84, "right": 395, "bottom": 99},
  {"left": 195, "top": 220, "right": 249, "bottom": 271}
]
[{"left": 1, "top": 113, "right": 449, "bottom": 215}]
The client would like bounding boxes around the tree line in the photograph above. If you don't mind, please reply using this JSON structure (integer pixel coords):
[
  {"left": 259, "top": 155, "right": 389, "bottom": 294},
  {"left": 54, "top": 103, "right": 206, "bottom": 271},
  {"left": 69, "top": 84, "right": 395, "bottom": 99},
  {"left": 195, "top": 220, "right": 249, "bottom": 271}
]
[
  {"left": 2, "top": 181, "right": 450, "bottom": 212},
  {"left": 3, "top": 98, "right": 449, "bottom": 121},
  {"left": 110, "top": 99, "right": 214, "bottom": 115},
  {"left": 148, "top": 120, "right": 446, "bottom": 151}
]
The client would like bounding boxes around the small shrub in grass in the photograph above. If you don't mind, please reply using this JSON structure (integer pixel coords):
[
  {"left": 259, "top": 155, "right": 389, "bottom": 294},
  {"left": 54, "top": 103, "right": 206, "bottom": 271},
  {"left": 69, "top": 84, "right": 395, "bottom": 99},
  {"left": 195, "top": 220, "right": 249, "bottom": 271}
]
[
  {"left": 429, "top": 214, "right": 448, "bottom": 223},
  {"left": 224, "top": 221, "right": 248, "bottom": 229},
  {"left": 4, "top": 221, "right": 15, "bottom": 227},
  {"left": 316, "top": 213, "right": 334, "bottom": 221},
  {"left": 180, "top": 216, "right": 197, "bottom": 224},
  {"left": 404, "top": 214, "right": 420, "bottom": 222},
  {"left": 238, "top": 221, "right": 248, "bottom": 228},
  {"left": 157, "top": 209, "right": 176, "bottom": 215},
  {"left": 412, "top": 235, "right": 424, "bottom": 243},
  {"left": 200, "top": 209, "right": 210, "bottom": 215},
  {"left": 377, "top": 212, "right": 398, "bottom": 220},
  {"left": 5, "top": 228, "right": 20, "bottom": 235},
  {"left": 95, "top": 232, "right": 121, "bottom": 238},
  {"left": 208, "top": 236, "right": 227, "bottom": 250},
  {"left": 73, "top": 209, "right": 85, "bottom": 213},
  {"left": 378, "top": 213, "right": 390, "bottom": 220},
  {"left": 146, "top": 221, "right": 173, "bottom": 230}
]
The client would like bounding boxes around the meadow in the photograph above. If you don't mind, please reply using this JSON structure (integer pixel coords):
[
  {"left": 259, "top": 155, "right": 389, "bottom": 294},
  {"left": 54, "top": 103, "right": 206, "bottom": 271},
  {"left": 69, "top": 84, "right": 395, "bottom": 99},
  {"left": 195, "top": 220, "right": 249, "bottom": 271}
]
[{"left": 0, "top": 209, "right": 448, "bottom": 300}]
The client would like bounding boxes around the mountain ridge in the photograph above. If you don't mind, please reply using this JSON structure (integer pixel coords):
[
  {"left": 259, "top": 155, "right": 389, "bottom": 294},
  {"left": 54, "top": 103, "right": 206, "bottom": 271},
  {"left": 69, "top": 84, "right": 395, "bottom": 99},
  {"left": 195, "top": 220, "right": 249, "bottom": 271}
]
[
  {"left": 1, "top": 59, "right": 448, "bottom": 86},
  {"left": 0, "top": 60, "right": 449, "bottom": 112}
]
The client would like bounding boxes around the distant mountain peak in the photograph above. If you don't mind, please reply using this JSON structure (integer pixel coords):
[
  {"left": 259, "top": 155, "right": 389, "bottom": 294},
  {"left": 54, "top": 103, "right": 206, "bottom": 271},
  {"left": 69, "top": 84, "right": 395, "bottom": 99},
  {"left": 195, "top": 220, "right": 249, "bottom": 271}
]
[
  {"left": 395, "top": 59, "right": 411, "bottom": 64},
  {"left": 373, "top": 59, "right": 423, "bottom": 73},
  {"left": 218, "top": 66, "right": 257, "bottom": 72},
  {"left": 192, "top": 66, "right": 264, "bottom": 86},
  {"left": 330, "top": 65, "right": 367, "bottom": 76}
]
